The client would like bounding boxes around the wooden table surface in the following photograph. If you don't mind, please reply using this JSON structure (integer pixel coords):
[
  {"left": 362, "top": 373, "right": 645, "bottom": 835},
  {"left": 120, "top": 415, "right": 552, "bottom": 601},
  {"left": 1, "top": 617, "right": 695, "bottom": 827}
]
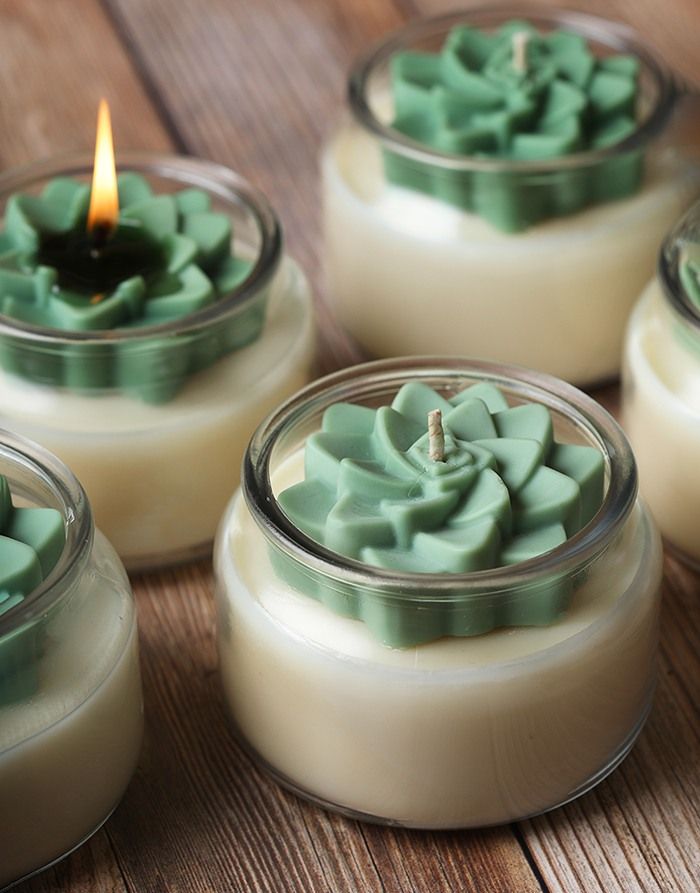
[{"left": 5, "top": 1, "right": 700, "bottom": 890}]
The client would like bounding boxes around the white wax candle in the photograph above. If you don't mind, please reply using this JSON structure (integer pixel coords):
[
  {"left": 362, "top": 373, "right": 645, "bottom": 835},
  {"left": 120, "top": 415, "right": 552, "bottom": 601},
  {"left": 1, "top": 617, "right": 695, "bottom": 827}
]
[
  {"left": 0, "top": 533, "right": 142, "bottom": 886},
  {"left": 215, "top": 452, "right": 661, "bottom": 828},
  {"left": 323, "top": 125, "right": 696, "bottom": 385},
  {"left": 0, "top": 259, "right": 314, "bottom": 568},
  {"left": 623, "top": 280, "right": 700, "bottom": 561}
]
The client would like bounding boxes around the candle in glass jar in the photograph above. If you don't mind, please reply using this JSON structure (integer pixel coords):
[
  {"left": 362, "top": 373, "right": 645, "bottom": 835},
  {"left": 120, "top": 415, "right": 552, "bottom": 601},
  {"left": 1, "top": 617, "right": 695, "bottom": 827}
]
[
  {"left": 323, "top": 9, "right": 699, "bottom": 385},
  {"left": 215, "top": 360, "right": 662, "bottom": 828},
  {"left": 0, "top": 104, "right": 314, "bottom": 569}
]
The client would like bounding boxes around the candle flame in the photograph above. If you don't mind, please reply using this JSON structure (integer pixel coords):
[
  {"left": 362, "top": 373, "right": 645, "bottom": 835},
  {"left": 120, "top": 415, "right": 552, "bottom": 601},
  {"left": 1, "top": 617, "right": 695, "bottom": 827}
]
[{"left": 87, "top": 99, "right": 119, "bottom": 234}]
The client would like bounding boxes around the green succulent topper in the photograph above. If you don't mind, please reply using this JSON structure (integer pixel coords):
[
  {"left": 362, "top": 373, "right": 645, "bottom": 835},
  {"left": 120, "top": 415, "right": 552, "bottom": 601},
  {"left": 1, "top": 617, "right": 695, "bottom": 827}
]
[
  {"left": 0, "top": 477, "right": 65, "bottom": 705},
  {"left": 679, "top": 241, "right": 700, "bottom": 312},
  {"left": 0, "top": 173, "right": 262, "bottom": 402},
  {"left": 385, "top": 19, "right": 641, "bottom": 231},
  {"left": 278, "top": 382, "right": 605, "bottom": 647}
]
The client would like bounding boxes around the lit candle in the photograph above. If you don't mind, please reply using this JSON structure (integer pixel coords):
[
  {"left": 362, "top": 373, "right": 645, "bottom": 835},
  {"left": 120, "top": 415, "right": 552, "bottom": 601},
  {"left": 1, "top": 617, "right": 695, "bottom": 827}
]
[
  {"left": 323, "top": 9, "right": 698, "bottom": 385},
  {"left": 215, "top": 360, "right": 662, "bottom": 827},
  {"left": 30, "top": 100, "right": 166, "bottom": 316},
  {"left": 0, "top": 103, "right": 314, "bottom": 568},
  {"left": 3, "top": 101, "right": 252, "bottom": 357}
]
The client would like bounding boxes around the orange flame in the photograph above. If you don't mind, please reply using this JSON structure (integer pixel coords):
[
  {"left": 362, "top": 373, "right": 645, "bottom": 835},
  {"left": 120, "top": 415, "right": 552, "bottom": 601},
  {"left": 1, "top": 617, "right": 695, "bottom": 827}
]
[{"left": 87, "top": 99, "right": 119, "bottom": 234}]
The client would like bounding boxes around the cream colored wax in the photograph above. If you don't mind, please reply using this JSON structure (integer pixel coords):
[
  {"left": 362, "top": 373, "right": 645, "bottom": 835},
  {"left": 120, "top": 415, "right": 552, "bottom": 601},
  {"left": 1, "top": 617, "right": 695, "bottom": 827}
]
[
  {"left": 623, "top": 281, "right": 700, "bottom": 562},
  {"left": 0, "top": 260, "right": 314, "bottom": 569},
  {"left": 323, "top": 124, "right": 695, "bottom": 386},
  {"left": 215, "top": 454, "right": 661, "bottom": 828},
  {"left": 0, "top": 534, "right": 143, "bottom": 887}
]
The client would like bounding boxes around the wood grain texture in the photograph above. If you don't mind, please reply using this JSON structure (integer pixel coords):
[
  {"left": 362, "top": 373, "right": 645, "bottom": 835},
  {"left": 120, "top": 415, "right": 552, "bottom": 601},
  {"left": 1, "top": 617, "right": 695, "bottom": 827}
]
[
  {"left": 522, "top": 567, "right": 700, "bottom": 893},
  {"left": 0, "top": 0, "right": 170, "bottom": 166},
  {"left": 16, "top": 832, "right": 128, "bottom": 893},
  {"left": 5, "top": 0, "right": 700, "bottom": 891}
]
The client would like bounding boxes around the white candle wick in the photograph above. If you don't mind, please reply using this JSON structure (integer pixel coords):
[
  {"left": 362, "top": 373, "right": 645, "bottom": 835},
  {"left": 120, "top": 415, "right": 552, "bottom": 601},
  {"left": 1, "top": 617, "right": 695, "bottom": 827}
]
[
  {"left": 512, "top": 31, "right": 530, "bottom": 74},
  {"left": 428, "top": 409, "right": 445, "bottom": 462}
]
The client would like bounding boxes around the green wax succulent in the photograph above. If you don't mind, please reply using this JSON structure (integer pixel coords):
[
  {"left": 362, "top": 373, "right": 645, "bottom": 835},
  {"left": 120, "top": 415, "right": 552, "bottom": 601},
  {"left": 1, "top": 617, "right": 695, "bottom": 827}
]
[
  {"left": 0, "top": 173, "right": 265, "bottom": 403},
  {"left": 680, "top": 247, "right": 700, "bottom": 311},
  {"left": 385, "top": 20, "right": 643, "bottom": 231},
  {"left": 668, "top": 238, "right": 700, "bottom": 355},
  {"left": 277, "top": 383, "right": 605, "bottom": 647},
  {"left": 0, "top": 476, "right": 65, "bottom": 705}
]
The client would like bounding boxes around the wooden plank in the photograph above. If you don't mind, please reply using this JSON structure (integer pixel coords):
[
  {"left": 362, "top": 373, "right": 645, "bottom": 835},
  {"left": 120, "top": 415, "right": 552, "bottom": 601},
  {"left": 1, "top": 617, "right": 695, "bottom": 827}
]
[
  {"left": 0, "top": 0, "right": 170, "bottom": 166},
  {"left": 522, "top": 559, "right": 700, "bottom": 893},
  {"left": 358, "top": 825, "right": 544, "bottom": 893},
  {"left": 17, "top": 827, "right": 128, "bottom": 893}
]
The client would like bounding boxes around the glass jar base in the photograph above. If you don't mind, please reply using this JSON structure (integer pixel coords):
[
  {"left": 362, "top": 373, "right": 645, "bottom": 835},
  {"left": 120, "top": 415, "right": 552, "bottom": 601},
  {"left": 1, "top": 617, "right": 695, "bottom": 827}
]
[
  {"left": 1, "top": 795, "right": 125, "bottom": 892},
  {"left": 228, "top": 694, "right": 653, "bottom": 830}
]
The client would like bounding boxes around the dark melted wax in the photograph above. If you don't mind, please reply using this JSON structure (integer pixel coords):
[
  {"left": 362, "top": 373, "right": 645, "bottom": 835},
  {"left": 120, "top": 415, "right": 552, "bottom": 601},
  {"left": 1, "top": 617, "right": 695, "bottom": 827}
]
[{"left": 37, "top": 218, "right": 165, "bottom": 295}]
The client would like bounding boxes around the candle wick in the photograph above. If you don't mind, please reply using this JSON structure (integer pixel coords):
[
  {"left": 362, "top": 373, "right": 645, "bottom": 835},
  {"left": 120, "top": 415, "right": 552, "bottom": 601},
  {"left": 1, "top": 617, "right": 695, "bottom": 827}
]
[
  {"left": 428, "top": 409, "right": 445, "bottom": 462},
  {"left": 512, "top": 31, "right": 530, "bottom": 74},
  {"left": 90, "top": 221, "right": 113, "bottom": 252}
]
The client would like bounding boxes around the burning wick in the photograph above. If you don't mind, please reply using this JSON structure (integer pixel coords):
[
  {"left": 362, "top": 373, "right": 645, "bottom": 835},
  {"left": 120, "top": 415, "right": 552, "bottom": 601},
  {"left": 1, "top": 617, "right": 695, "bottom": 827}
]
[
  {"left": 512, "top": 31, "right": 530, "bottom": 74},
  {"left": 89, "top": 227, "right": 111, "bottom": 253},
  {"left": 428, "top": 409, "right": 445, "bottom": 462},
  {"left": 87, "top": 98, "right": 119, "bottom": 244}
]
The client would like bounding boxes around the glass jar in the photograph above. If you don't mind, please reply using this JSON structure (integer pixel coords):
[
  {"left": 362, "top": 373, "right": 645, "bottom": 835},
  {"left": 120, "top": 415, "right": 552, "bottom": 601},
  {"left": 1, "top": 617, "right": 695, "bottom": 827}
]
[
  {"left": 0, "top": 153, "right": 315, "bottom": 570},
  {"left": 215, "top": 358, "right": 662, "bottom": 828},
  {"left": 0, "top": 430, "right": 142, "bottom": 888},
  {"left": 322, "top": 7, "right": 700, "bottom": 386},
  {"left": 623, "top": 201, "right": 700, "bottom": 564}
]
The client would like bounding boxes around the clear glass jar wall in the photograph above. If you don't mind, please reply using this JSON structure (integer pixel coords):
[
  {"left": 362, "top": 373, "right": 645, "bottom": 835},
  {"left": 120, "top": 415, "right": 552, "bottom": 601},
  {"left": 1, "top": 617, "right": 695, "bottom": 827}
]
[
  {"left": 0, "top": 430, "right": 142, "bottom": 888},
  {"left": 323, "top": 7, "right": 699, "bottom": 385},
  {"left": 0, "top": 153, "right": 315, "bottom": 570},
  {"left": 623, "top": 202, "right": 700, "bottom": 564},
  {"left": 215, "top": 359, "right": 662, "bottom": 828}
]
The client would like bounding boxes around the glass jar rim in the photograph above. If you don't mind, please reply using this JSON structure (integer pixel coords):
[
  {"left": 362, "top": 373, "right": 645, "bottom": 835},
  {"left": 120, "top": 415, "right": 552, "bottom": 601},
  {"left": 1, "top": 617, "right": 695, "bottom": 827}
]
[
  {"left": 243, "top": 357, "right": 638, "bottom": 602},
  {"left": 0, "top": 428, "right": 93, "bottom": 636},
  {"left": 658, "top": 200, "right": 700, "bottom": 332},
  {"left": 348, "top": 5, "right": 678, "bottom": 176},
  {"left": 0, "top": 151, "right": 283, "bottom": 345}
]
